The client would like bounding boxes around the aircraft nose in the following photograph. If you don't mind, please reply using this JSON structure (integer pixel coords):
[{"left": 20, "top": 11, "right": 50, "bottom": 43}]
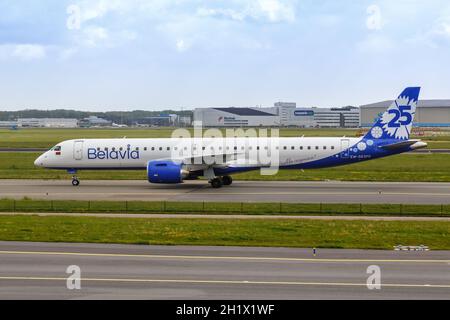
[{"left": 34, "top": 155, "right": 44, "bottom": 167}]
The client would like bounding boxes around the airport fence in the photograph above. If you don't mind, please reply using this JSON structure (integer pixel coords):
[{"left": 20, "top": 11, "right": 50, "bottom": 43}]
[{"left": 0, "top": 199, "right": 450, "bottom": 217}]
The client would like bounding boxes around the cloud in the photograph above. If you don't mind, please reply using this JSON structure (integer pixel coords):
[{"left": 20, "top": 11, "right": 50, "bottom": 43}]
[
  {"left": 405, "top": 10, "right": 450, "bottom": 48},
  {"left": 76, "top": 26, "right": 109, "bottom": 47},
  {"left": 0, "top": 44, "right": 47, "bottom": 61},
  {"left": 258, "top": 0, "right": 296, "bottom": 23},
  {"left": 357, "top": 35, "right": 394, "bottom": 53},
  {"left": 197, "top": 0, "right": 297, "bottom": 23}
]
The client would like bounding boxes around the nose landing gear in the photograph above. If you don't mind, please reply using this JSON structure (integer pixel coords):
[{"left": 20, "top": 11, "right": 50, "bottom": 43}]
[
  {"left": 72, "top": 176, "right": 80, "bottom": 187},
  {"left": 68, "top": 169, "right": 80, "bottom": 187}
]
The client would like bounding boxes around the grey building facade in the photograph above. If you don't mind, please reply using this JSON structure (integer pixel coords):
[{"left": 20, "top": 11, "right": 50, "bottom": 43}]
[
  {"left": 194, "top": 104, "right": 360, "bottom": 128},
  {"left": 360, "top": 100, "right": 450, "bottom": 127}
]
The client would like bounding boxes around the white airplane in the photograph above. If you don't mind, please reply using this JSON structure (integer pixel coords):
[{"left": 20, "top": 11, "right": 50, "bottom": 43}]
[{"left": 35, "top": 87, "right": 427, "bottom": 188}]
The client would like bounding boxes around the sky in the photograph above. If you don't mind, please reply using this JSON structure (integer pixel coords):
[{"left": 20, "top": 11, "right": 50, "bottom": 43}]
[{"left": 1, "top": 0, "right": 450, "bottom": 111}]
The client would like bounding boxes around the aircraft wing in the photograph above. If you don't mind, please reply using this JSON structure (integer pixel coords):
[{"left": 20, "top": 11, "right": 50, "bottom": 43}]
[{"left": 172, "top": 152, "right": 245, "bottom": 166}]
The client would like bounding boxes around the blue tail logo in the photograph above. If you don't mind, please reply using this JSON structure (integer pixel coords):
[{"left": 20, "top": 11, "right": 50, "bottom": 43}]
[{"left": 365, "top": 87, "right": 421, "bottom": 141}]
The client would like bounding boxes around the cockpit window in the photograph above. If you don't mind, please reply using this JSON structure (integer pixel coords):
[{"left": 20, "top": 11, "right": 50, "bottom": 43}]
[{"left": 51, "top": 146, "right": 62, "bottom": 151}]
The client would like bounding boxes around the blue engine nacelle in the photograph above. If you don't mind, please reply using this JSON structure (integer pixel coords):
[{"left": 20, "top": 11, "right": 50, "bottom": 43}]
[{"left": 147, "top": 160, "right": 187, "bottom": 184}]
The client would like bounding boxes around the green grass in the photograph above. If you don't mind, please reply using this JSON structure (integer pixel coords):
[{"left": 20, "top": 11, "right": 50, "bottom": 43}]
[
  {"left": 0, "top": 128, "right": 178, "bottom": 149},
  {"left": 235, "top": 153, "right": 450, "bottom": 182},
  {"left": 1, "top": 199, "right": 450, "bottom": 217},
  {"left": 1, "top": 151, "right": 450, "bottom": 182},
  {"left": 1, "top": 127, "right": 449, "bottom": 149},
  {"left": 0, "top": 128, "right": 360, "bottom": 149},
  {"left": 0, "top": 215, "right": 448, "bottom": 249}
]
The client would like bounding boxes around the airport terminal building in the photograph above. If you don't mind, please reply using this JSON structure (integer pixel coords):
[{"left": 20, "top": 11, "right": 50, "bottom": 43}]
[
  {"left": 360, "top": 100, "right": 450, "bottom": 127},
  {"left": 194, "top": 103, "right": 360, "bottom": 128}
]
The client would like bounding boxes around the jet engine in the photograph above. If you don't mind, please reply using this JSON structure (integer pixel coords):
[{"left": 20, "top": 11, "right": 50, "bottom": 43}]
[{"left": 147, "top": 160, "right": 188, "bottom": 184}]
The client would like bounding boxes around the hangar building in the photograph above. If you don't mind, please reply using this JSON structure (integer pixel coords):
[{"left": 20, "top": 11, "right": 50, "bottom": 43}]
[
  {"left": 194, "top": 103, "right": 360, "bottom": 128},
  {"left": 360, "top": 100, "right": 450, "bottom": 127},
  {"left": 193, "top": 107, "right": 279, "bottom": 127}
]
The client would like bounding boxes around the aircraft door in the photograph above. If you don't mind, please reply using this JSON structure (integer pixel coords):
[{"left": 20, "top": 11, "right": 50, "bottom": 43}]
[
  {"left": 341, "top": 139, "right": 350, "bottom": 159},
  {"left": 74, "top": 141, "right": 84, "bottom": 160}
]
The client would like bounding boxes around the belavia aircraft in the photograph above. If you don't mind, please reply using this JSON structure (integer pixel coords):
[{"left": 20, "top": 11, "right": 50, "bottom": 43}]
[{"left": 35, "top": 87, "right": 427, "bottom": 188}]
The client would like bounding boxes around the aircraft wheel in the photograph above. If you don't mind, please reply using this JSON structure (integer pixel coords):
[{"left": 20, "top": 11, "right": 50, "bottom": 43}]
[
  {"left": 210, "top": 178, "right": 223, "bottom": 189},
  {"left": 72, "top": 179, "right": 80, "bottom": 187},
  {"left": 222, "top": 176, "right": 233, "bottom": 186}
]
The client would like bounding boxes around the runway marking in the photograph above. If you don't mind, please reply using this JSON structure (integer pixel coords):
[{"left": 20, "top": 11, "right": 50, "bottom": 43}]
[
  {"left": 0, "top": 250, "right": 448, "bottom": 264},
  {"left": 0, "top": 276, "right": 449, "bottom": 289}
]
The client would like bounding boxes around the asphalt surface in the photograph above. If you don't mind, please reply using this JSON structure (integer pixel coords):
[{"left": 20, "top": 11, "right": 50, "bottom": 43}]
[
  {"left": 1, "top": 180, "right": 450, "bottom": 204},
  {"left": 0, "top": 241, "right": 449, "bottom": 300}
]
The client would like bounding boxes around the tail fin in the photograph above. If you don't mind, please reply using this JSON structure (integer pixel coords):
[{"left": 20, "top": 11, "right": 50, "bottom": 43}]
[{"left": 365, "top": 87, "right": 421, "bottom": 141}]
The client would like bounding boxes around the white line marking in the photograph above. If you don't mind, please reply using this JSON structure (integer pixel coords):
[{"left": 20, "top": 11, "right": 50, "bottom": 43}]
[
  {"left": 0, "top": 250, "right": 448, "bottom": 264},
  {"left": 0, "top": 276, "right": 449, "bottom": 289}
]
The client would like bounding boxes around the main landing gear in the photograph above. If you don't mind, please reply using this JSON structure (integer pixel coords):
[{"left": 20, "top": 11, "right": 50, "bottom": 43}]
[
  {"left": 222, "top": 175, "right": 233, "bottom": 186},
  {"left": 210, "top": 176, "right": 233, "bottom": 189}
]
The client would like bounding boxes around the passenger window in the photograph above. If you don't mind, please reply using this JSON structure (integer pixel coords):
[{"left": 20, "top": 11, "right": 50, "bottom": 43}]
[
  {"left": 167, "top": 147, "right": 170, "bottom": 151},
  {"left": 300, "top": 146, "right": 303, "bottom": 150},
  {"left": 323, "top": 146, "right": 327, "bottom": 150},
  {"left": 307, "top": 146, "right": 311, "bottom": 150},
  {"left": 291, "top": 146, "right": 295, "bottom": 150},
  {"left": 331, "top": 146, "right": 335, "bottom": 150},
  {"left": 316, "top": 146, "right": 319, "bottom": 150},
  {"left": 159, "top": 147, "right": 163, "bottom": 151}
]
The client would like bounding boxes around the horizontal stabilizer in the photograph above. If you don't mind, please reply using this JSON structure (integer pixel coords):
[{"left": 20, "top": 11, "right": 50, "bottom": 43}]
[{"left": 380, "top": 140, "right": 427, "bottom": 151}]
